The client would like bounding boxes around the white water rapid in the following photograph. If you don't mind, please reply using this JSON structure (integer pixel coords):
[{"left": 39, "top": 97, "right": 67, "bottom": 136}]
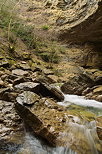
[{"left": 58, "top": 94, "right": 102, "bottom": 109}]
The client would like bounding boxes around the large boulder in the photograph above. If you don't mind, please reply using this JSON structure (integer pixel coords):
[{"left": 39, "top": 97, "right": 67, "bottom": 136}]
[
  {"left": 61, "top": 72, "right": 94, "bottom": 95},
  {"left": 14, "top": 79, "right": 64, "bottom": 101}
]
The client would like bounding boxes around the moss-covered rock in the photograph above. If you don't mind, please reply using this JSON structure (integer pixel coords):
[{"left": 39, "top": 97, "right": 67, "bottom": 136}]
[
  {"left": 16, "top": 91, "right": 40, "bottom": 106},
  {"left": 67, "top": 104, "right": 96, "bottom": 122}
]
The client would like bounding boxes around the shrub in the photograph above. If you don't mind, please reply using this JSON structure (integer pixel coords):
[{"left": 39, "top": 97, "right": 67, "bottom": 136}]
[
  {"left": 35, "top": 42, "right": 60, "bottom": 64},
  {"left": 0, "top": 0, "right": 38, "bottom": 49}
]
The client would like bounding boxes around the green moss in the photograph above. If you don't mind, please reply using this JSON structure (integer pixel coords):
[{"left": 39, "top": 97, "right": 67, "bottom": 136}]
[
  {"left": 67, "top": 104, "right": 85, "bottom": 111},
  {"left": 42, "top": 25, "right": 49, "bottom": 30},
  {"left": 67, "top": 105, "right": 96, "bottom": 122},
  {"left": 80, "top": 111, "right": 96, "bottom": 121},
  {"left": 37, "top": 49, "right": 60, "bottom": 64}
]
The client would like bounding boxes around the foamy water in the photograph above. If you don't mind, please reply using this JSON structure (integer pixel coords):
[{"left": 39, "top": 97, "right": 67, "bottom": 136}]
[{"left": 58, "top": 94, "right": 102, "bottom": 109}]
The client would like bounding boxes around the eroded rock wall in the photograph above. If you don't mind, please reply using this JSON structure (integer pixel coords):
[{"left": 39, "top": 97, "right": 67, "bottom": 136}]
[{"left": 45, "top": 0, "right": 102, "bottom": 44}]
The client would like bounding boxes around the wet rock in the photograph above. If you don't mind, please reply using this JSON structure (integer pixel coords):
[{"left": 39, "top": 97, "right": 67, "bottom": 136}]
[
  {"left": 96, "top": 116, "right": 102, "bottom": 140},
  {"left": 66, "top": 104, "right": 96, "bottom": 122},
  {"left": 96, "top": 95, "right": 102, "bottom": 102},
  {"left": 14, "top": 82, "right": 40, "bottom": 93},
  {"left": 16, "top": 91, "right": 40, "bottom": 106},
  {"left": 61, "top": 73, "right": 94, "bottom": 95},
  {"left": 82, "top": 88, "right": 91, "bottom": 96},
  {"left": 15, "top": 96, "right": 99, "bottom": 152},
  {"left": 0, "top": 139, "right": 22, "bottom": 153},
  {"left": 12, "top": 69, "right": 28, "bottom": 76}
]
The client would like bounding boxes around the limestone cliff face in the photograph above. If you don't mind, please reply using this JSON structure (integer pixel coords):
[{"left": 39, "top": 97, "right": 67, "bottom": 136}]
[{"left": 45, "top": 0, "right": 102, "bottom": 44}]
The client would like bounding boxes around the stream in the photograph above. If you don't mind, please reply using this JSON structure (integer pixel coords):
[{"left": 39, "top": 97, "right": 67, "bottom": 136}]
[{"left": 0, "top": 95, "right": 102, "bottom": 154}]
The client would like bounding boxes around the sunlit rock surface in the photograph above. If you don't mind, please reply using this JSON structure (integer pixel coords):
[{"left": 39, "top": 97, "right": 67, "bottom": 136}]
[{"left": 44, "top": 0, "right": 102, "bottom": 44}]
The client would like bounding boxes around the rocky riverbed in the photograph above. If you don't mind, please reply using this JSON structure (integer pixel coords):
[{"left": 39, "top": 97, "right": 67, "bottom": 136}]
[
  {"left": 0, "top": 0, "right": 102, "bottom": 153},
  {"left": 0, "top": 50, "right": 102, "bottom": 153}
]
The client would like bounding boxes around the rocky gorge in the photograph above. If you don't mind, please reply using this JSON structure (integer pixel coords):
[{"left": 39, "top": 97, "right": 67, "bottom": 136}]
[
  {"left": 0, "top": 0, "right": 102, "bottom": 154},
  {"left": 0, "top": 46, "right": 102, "bottom": 153}
]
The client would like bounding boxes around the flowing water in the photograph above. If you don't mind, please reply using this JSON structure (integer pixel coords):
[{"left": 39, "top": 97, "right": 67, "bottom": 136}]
[
  {"left": 58, "top": 94, "right": 102, "bottom": 116},
  {"left": 0, "top": 95, "right": 102, "bottom": 154},
  {"left": 59, "top": 94, "right": 102, "bottom": 109}
]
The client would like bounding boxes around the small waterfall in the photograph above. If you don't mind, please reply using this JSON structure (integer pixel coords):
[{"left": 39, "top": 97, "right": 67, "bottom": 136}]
[
  {"left": 16, "top": 131, "right": 76, "bottom": 154},
  {"left": 57, "top": 94, "right": 102, "bottom": 154},
  {"left": 67, "top": 121, "right": 99, "bottom": 154}
]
